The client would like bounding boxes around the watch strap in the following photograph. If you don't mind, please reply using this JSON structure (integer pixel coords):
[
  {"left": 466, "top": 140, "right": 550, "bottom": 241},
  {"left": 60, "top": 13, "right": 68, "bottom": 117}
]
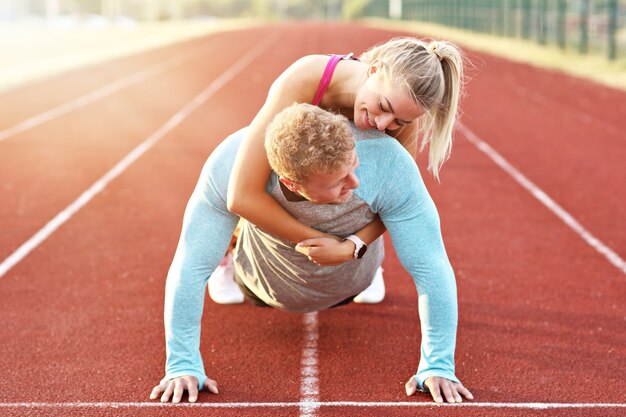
[{"left": 343, "top": 235, "right": 367, "bottom": 259}]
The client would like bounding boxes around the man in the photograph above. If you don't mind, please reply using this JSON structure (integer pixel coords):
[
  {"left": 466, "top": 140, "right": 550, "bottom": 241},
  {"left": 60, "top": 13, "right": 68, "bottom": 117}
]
[{"left": 150, "top": 104, "right": 472, "bottom": 404}]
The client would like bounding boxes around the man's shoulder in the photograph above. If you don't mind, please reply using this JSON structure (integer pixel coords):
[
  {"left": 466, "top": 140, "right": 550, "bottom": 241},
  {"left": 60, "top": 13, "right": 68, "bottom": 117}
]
[
  {"left": 351, "top": 125, "right": 409, "bottom": 158},
  {"left": 352, "top": 130, "right": 423, "bottom": 214},
  {"left": 351, "top": 125, "right": 388, "bottom": 141},
  {"left": 352, "top": 128, "right": 415, "bottom": 176}
]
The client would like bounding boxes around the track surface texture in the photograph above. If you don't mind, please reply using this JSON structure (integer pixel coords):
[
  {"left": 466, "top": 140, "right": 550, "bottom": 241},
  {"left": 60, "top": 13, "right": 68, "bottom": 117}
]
[{"left": 0, "top": 22, "right": 624, "bottom": 417}]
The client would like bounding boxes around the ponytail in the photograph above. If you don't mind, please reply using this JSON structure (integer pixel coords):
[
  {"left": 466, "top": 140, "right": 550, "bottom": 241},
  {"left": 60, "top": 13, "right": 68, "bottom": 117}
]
[
  {"left": 361, "top": 38, "right": 465, "bottom": 180},
  {"left": 422, "top": 41, "right": 464, "bottom": 179}
]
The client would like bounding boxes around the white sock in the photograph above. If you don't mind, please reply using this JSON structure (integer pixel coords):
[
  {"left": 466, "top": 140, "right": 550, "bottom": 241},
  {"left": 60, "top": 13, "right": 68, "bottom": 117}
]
[
  {"left": 207, "top": 254, "right": 244, "bottom": 304},
  {"left": 353, "top": 266, "right": 385, "bottom": 304}
]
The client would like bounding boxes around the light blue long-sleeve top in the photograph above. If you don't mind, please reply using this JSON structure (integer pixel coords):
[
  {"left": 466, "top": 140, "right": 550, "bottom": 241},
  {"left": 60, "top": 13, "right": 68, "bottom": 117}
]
[{"left": 163, "top": 125, "right": 459, "bottom": 391}]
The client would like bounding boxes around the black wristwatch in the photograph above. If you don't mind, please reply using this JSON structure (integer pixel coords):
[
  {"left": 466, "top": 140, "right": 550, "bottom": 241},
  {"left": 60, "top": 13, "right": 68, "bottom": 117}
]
[{"left": 342, "top": 235, "right": 367, "bottom": 259}]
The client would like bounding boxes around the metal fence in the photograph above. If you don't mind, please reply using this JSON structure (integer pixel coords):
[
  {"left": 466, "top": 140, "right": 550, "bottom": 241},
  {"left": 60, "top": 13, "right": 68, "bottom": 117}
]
[
  {"left": 2, "top": 1, "right": 624, "bottom": 60},
  {"left": 358, "top": 0, "right": 626, "bottom": 60}
]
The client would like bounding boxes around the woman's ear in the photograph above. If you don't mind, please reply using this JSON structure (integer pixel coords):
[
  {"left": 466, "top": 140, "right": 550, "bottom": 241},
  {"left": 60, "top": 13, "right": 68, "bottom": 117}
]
[{"left": 368, "top": 60, "right": 384, "bottom": 77}]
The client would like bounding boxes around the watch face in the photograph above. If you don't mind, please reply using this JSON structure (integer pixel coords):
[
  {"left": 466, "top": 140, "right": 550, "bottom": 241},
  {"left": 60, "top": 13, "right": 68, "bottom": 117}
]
[{"left": 356, "top": 245, "right": 367, "bottom": 259}]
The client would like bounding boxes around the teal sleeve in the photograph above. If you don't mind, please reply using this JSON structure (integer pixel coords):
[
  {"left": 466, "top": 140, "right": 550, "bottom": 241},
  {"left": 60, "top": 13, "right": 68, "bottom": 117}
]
[
  {"left": 163, "top": 130, "right": 245, "bottom": 389},
  {"left": 355, "top": 139, "right": 459, "bottom": 389}
]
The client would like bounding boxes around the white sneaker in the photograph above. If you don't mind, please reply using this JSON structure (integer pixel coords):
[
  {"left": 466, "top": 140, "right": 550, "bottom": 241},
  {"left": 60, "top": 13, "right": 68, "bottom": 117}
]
[
  {"left": 353, "top": 267, "right": 385, "bottom": 304},
  {"left": 207, "top": 254, "right": 244, "bottom": 304}
]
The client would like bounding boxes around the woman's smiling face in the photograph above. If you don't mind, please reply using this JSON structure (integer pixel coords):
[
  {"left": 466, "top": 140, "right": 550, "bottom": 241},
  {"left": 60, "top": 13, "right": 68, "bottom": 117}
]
[{"left": 353, "top": 66, "right": 423, "bottom": 132}]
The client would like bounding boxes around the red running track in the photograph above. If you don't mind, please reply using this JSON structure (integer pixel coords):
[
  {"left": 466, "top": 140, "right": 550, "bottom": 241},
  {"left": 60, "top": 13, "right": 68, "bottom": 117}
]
[{"left": 0, "top": 23, "right": 624, "bottom": 417}]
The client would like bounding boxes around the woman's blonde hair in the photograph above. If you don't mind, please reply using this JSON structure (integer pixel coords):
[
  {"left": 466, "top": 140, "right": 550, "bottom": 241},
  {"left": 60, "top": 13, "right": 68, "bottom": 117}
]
[
  {"left": 265, "top": 103, "right": 355, "bottom": 183},
  {"left": 361, "top": 37, "right": 464, "bottom": 179}
]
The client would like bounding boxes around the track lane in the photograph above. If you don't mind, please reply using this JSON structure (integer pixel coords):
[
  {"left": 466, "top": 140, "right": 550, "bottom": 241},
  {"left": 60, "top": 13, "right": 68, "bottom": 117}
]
[
  {"left": 492, "top": 56, "right": 626, "bottom": 131},
  {"left": 0, "top": 22, "right": 624, "bottom": 417},
  {"left": 0, "top": 30, "right": 239, "bottom": 131},
  {"left": 0, "top": 28, "right": 272, "bottom": 262},
  {"left": 458, "top": 52, "right": 626, "bottom": 258},
  {"left": 0, "top": 39, "right": 227, "bottom": 144},
  {"left": 0, "top": 25, "right": 305, "bottom": 416},
  {"left": 319, "top": 405, "right": 626, "bottom": 417},
  {"left": 0, "top": 406, "right": 296, "bottom": 417}
]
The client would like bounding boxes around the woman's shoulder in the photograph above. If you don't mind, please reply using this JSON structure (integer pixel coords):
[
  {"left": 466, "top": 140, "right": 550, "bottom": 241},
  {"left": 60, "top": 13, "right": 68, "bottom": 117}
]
[
  {"left": 283, "top": 55, "right": 331, "bottom": 78},
  {"left": 273, "top": 55, "right": 331, "bottom": 92},
  {"left": 272, "top": 54, "right": 358, "bottom": 100},
  {"left": 288, "top": 54, "right": 357, "bottom": 71}
]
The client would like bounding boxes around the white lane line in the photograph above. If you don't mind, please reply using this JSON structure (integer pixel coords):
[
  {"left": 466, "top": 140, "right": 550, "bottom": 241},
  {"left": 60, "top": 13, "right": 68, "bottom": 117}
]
[
  {"left": 0, "top": 32, "right": 279, "bottom": 279},
  {"left": 458, "top": 123, "right": 626, "bottom": 276},
  {"left": 0, "top": 42, "right": 219, "bottom": 144},
  {"left": 0, "top": 402, "right": 623, "bottom": 409},
  {"left": 299, "top": 312, "right": 319, "bottom": 417}
]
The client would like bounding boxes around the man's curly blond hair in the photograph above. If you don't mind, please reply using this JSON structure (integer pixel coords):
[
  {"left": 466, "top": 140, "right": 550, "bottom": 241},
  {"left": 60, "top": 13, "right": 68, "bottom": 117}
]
[{"left": 265, "top": 103, "right": 355, "bottom": 183}]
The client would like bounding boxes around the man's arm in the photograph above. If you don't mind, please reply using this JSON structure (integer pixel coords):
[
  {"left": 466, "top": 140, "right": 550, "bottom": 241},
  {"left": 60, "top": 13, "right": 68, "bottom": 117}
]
[
  {"left": 379, "top": 185, "right": 458, "bottom": 386},
  {"left": 356, "top": 138, "right": 471, "bottom": 402},
  {"left": 153, "top": 132, "right": 245, "bottom": 401}
]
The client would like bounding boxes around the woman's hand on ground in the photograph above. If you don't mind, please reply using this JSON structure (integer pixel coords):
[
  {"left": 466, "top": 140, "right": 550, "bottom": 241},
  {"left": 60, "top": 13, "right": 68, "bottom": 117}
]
[
  {"left": 405, "top": 375, "right": 473, "bottom": 403},
  {"left": 295, "top": 236, "right": 354, "bottom": 266},
  {"left": 150, "top": 375, "right": 219, "bottom": 403}
]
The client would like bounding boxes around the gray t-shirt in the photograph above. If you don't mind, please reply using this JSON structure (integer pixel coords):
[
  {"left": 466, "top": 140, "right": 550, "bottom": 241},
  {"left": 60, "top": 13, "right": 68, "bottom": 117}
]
[{"left": 234, "top": 179, "right": 384, "bottom": 312}]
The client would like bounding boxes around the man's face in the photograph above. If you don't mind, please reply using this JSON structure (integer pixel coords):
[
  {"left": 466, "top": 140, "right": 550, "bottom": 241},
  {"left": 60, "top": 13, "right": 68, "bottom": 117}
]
[{"left": 283, "top": 150, "right": 360, "bottom": 204}]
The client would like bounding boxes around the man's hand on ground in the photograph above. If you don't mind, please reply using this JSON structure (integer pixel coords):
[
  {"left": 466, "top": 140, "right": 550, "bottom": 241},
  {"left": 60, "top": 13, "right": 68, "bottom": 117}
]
[
  {"left": 150, "top": 376, "right": 218, "bottom": 403},
  {"left": 295, "top": 236, "right": 353, "bottom": 266},
  {"left": 405, "top": 375, "right": 473, "bottom": 404}
]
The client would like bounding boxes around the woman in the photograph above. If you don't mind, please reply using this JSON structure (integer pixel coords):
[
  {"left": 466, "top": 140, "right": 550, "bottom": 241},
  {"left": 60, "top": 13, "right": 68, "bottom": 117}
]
[{"left": 209, "top": 37, "right": 464, "bottom": 304}]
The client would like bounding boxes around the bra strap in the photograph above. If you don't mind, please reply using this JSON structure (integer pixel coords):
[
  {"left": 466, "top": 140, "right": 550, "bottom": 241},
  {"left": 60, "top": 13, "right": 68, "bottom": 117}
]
[{"left": 311, "top": 54, "right": 353, "bottom": 106}]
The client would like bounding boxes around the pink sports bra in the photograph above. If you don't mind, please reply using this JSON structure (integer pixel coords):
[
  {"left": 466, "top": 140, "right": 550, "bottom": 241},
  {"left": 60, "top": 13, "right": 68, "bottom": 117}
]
[{"left": 311, "top": 53, "right": 356, "bottom": 106}]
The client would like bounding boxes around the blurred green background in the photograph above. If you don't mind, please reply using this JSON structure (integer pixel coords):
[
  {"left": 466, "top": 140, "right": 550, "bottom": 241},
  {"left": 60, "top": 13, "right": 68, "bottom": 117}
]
[
  {"left": 1, "top": 1, "right": 624, "bottom": 60},
  {"left": 1, "top": 1, "right": 625, "bottom": 92}
]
